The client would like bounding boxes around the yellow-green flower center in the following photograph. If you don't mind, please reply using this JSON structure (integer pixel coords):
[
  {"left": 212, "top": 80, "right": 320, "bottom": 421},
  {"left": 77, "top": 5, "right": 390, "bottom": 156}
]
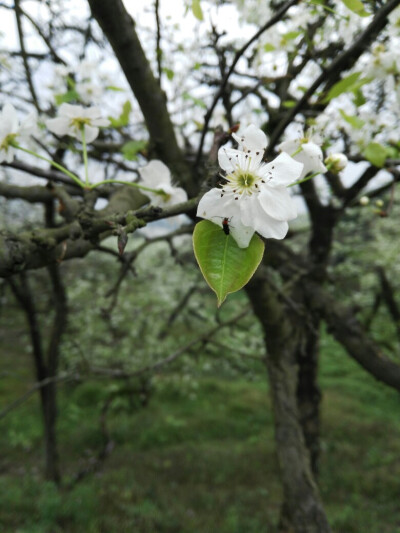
[
  {"left": 70, "top": 117, "right": 91, "bottom": 129},
  {"left": 0, "top": 133, "right": 17, "bottom": 152}
]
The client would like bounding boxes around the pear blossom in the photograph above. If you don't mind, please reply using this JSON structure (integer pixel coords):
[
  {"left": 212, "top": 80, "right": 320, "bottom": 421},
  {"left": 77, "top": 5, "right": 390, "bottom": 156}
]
[
  {"left": 278, "top": 133, "right": 327, "bottom": 179},
  {"left": 197, "top": 124, "right": 303, "bottom": 248},
  {"left": 0, "top": 103, "right": 38, "bottom": 163},
  {"left": 46, "top": 103, "right": 109, "bottom": 143},
  {"left": 325, "top": 153, "right": 348, "bottom": 174},
  {"left": 138, "top": 160, "right": 188, "bottom": 207}
]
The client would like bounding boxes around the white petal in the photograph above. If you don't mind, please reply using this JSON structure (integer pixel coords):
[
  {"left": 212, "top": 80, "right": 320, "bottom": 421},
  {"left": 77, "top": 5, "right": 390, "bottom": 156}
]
[
  {"left": 240, "top": 194, "right": 289, "bottom": 239},
  {"left": 258, "top": 186, "right": 297, "bottom": 221},
  {"left": 20, "top": 110, "right": 38, "bottom": 137},
  {"left": 157, "top": 184, "right": 188, "bottom": 206},
  {"left": 301, "top": 142, "right": 327, "bottom": 174},
  {"left": 83, "top": 125, "right": 99, "bottom": 143},
  {"left": 92, "top": 117, "right": 110, "bottom": 127},
  {"left": 139, "top": 160, "right": 171, "bottom": 187},
  {"left": 197, "top": 188, "right": 230, "bottom": 222},
  {"left": 232, "top": 124, "right": 267, "bottom": 152},
  {"left": 168, "top": 186, "right": 188, "bottom": 204},
  {"left": 229, "top": 220, "right": 255, "bottom": 248},
  {"left": 277, "top": 138, "right": 299, "bottom": 156},
  {"left": 263, "top": 152, "right": 304, "bottom": 187},
  {"left": 5, "top": 147, "right": 15, "bottom": 163},
  {"left": 218, "top": 147, "right": 242, "bottom": 174},
  {"left": 2, "top": 103, "right": 19, "bottom": 134},
  {"left": 85, "top": 106, "right": 102, "bottom": 119},
  {"left": 0, "top": 147, "right": 15, "bottom": 163},
  {"left": 257, "top": 216, "right": 289, "bottom": 240},
  {"left": 197, "top": 188, "right": 253, "bottom": 248},
  {"left": 46, "top": 117, "right": 70, "bottom": 136},
  {"left": 59, "top": 103, "right": 84, "bottom": 118}
]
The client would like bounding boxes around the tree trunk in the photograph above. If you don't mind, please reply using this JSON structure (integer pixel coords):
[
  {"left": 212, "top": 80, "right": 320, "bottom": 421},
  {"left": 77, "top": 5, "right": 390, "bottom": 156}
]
[
  {"left": 296, "top": 316, "right": 321, "bottom": 476},
  {"left": 246, "top": 278, "right": 331, "bottom": 533},
  {"left": 8, "top": 265, "right": 67, "bottom": 484}
]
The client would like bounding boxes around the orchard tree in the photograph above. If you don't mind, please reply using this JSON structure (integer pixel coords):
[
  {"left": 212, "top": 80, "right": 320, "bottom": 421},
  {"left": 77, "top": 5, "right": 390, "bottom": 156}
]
[{"left": 1, "top": 0, "right": 400, "bottom": 531}]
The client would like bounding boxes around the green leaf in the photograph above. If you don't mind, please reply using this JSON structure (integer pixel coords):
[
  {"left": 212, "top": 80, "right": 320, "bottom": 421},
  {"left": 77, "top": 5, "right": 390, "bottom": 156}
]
[
  {"left": 282, "top": 30, "right": 302, "bottom": 40},
  {"left": 182, "top": 92, "right": 207, "bottom": 109},
  {"left": 324, "top": 72, "right": 371, "bottom": 102},
  {"left": 108, "top": 100, "right": 132, "bottom": 128},
  {"left": 341, "top": 0, "right": 370, "bottom": 17},
  {"left": 55, "top": 90, "right": 79, "bottom": 105},
  {"left": 363, "top": 142, "right": 387, "bottom": 168},
  {"left": 282, "top": 100, "right": 296, "bottom": 108},
  {"left": 192, "top": 0, "right": 203, "bottom": 20},
  {"left": 353, "top": 88, "right": 366, "bottom": 107},
  {"left": 193, "top": 220, "right": 265, "bottom": 306},
  {"left": 106, "top": 85, "right": 125, "bottom": 92},
  {"left": 339, "top": 109, "right": 365, "bottom": 129},
  {"left": 162, "top": 67, "right": 175, "bottom": 80},
  {"left": 263, "top": 43, "right": 276, "bottom": 52},
  {"left": 121, "top": 140, "right": 147, "bottom": 161}
]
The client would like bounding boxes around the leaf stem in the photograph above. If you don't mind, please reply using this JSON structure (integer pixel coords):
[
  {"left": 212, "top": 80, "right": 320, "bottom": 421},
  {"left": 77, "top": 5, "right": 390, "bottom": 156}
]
[
  {"left": 14, "top": 144, "right": 85, "bottom": 188},
  {"left": 90, "top": 178, "right": 166, "bottom": 196},
  {"left": 81, "top": 125, "right": 89, "bottom": 187},
  {"left": 289, "top": 170, "right": 321, "bottom": 187}
]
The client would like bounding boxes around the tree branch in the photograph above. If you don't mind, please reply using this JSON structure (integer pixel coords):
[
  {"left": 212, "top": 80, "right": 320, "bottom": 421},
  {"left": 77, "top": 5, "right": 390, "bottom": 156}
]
[
  {"left": 87, "top": 0, "right": 192, "bottom": 191},
  {"left": 266, "top": 0, "right": 400, "bottom": 153}
]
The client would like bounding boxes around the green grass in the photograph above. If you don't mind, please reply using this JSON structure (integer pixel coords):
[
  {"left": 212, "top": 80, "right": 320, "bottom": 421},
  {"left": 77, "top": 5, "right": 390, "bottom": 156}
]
[{"left": 1, "top": 322, "right": 400, "bottom": 532}]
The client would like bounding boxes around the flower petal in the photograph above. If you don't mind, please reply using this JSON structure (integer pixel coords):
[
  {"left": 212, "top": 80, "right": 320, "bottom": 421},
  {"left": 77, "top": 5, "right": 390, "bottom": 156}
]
[
  {"left": 218, "top": 147, "right": 242, "bottom": 174},
  {"left": 240, "top": 194, "right": 289, "bottom": 240},
  {"left": 229, "top": 220, "right": 255, "bottom": 248},
  {"left": 139, "top": 160, "right": 171, "bottom": 187},
  {"left": 196, "top": 188, "right": 254, "bottom": 248},
  {"left": 59, "top": 103, "right": 84, "bottom": 118},
  {"left": 232, "top": 124, "right": 267, "bottom": 152},
  {"left": 262, "top": 152, "right": 304, "bottom": 187},
  {"left": 2, "top": 103, "right": 19, "bottom": 133},
  {"left": 258, "top": 186, "right": 297, "bottom": 221},
  {"left": 46, "top": 117, "right": 70, "bottom": 136},
  {"left": 83, "top": 124, "right": 99, "bottom": 143},
  {"left": 92, "top": 117, "right": 110, "bottom": 127}
]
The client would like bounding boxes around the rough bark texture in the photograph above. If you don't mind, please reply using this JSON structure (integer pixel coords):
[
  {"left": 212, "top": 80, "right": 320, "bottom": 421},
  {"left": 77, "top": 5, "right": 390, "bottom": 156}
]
[
  {"left": 295, "top": 315, "right": 321, "bottom": 476},
  {"left": 8, "top": 265, "right": 67, "bottom": 483},
  {"left": 246, "top": 277, "right": 331, "bottom": 533}
]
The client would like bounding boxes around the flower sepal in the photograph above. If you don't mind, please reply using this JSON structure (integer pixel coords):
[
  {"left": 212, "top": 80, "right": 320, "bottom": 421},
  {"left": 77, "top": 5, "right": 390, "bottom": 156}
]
[{"left": 193, "top": 220, "right": 265, "bottom": 306}]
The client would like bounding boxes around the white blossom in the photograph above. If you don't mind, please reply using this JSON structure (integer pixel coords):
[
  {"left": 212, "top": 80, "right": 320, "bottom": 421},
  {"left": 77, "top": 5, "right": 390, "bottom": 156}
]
[
  {"left": 0, "top": 103, "right": 38, "bottom": 163},
  {"left": 46, "top": 103, "right": 109, "bottom": 143},
  {"left": 278, "top": 133, "right": 327, "bottom": 179},
  {"left": 138, "top": 160, "right": 188, "bottom": 207},
  {"left": 197, "top": 124, "right": 303, "bottom": 248}
]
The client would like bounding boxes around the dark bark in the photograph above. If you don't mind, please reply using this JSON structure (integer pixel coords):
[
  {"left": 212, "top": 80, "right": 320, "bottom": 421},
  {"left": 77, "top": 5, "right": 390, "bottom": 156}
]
[
  {"left": 295, "top": 315, "right": 321, "bottom": 476},
  {"left": 377, "top": 266, "right": 400, "bottom": 340},
  {"left": 8, "top": 265, "right": 67, "bottom": 484},
  {"left": 308, "top": 280, "right": 400, "bottom": 391},
  {"left": 246, "top": 278, "right": 331, "bottom": 533},
  {"left": 87, "top": 0, "right": 193, "bottom": 192}
]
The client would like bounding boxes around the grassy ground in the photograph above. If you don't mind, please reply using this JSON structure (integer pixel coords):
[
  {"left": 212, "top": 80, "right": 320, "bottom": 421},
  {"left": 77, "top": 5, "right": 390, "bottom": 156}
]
[{"left": 1, "top": 321, "right": 400, "bottom": 532}]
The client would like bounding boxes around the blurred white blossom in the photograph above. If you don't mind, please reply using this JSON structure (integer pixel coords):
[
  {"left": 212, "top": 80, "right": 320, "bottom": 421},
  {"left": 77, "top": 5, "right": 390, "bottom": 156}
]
[
  {"left": 0, "top": 103, "right": 38, "bottom": 163},
  {"left": 46, "top": 103, "right": 109, "bottom": 143},
  {"left": 139, "top": 160, "right": 188, "bottom": 207}
]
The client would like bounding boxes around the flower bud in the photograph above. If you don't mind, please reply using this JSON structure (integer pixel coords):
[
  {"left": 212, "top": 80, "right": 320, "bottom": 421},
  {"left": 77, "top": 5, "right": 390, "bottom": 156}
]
[
  {"left": 359, "top": 196, "right": 370, "bottom": 206},
  {"left": 325, "top": 153, "right": 348, "bottom": 174},
  {"left": 375, "top": 199, "right": 384, "bottom": 208}
]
